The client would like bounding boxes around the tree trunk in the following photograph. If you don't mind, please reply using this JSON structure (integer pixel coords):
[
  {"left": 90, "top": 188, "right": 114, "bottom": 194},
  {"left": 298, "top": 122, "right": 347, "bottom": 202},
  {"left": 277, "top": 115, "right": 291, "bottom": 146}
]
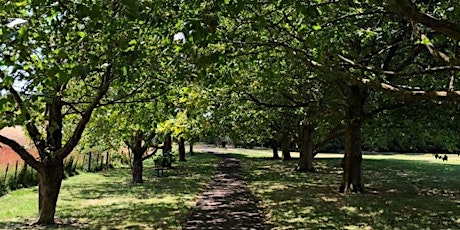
[
  {"left": 36, "top": 160, "right": 64, "bottom": 225},
  {"left": 281, "top": 136, "right": 292, "bottom": 160},
  {"left": 46, "top": 96, "right": 63, "bottom": 152},
  {"left": 163, "top": 134, "right": 172, "bottom": 168},
  {"left": 339, "top": 85, "right": 368, "bottom": 193},
  {"left": 272, "top": 141, "right": 280, "bottom": 159},
  {"left": 128, "top": 133, "right": 146, "bottom": 184},
  {"left": 298, "top": 123, "right": 315, "bottom": 172},
  {"left": 271, "top": 139, "right": 280, "bottom": 159},
  {"left": 189, "top": 144, "right": 194, "bottom": 156},
  {"left": 178, "top": 137, "right": 186, "bottom": 161},
  {"left": 132, "top": 149, "right": 143, "bottom": 183}
]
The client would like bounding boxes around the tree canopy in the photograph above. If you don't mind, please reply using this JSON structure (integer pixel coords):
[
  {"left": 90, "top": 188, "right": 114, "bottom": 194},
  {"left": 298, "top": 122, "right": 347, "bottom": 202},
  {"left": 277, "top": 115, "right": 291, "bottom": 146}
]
[{"left": 1, "top": 0, "right": 459, "bottom": 224}]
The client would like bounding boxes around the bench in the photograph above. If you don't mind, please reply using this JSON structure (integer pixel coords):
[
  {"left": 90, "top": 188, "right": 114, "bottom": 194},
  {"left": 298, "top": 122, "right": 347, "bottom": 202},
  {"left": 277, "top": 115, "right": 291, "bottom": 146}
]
[
  {"left": 153, "top": 158, "right": 169, "bottom": 177},
  {"left": 154, "top": 167, "right": 166, "bottom": 177}
]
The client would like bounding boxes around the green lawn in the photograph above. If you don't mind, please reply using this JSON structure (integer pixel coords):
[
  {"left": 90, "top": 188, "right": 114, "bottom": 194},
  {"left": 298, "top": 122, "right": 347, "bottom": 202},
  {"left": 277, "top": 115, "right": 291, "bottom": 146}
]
[
  {"left": 1, "top": 147, "right": 459, "bottom": 229},
  {"left": 234, "top": 153, "right": 460, "bottom": 229},
  {"left": 0, "top": 153, "right": 219, "bottom": 229}
]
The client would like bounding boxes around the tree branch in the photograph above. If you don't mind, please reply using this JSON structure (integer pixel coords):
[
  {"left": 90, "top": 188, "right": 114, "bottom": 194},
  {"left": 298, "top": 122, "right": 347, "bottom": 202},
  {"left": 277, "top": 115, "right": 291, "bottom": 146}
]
[
  {"left": 338, "top": 54, "right": 460, "bottom": 76},
  {"left": 4, "top": 82, "right": 47, "bottom": 158},
  {"left": 243, "top": 92, "right": 313, "bottom": 108},
  {"left": 386, "top": 0, "right": 460, "bottom": 40},
  {"left": 0, "top": 134, "right": 43, "bottom": 171},
  {"left": 313, "top": 125, "right": 344, "bottom": 156},
  {"left": 141, "top": 148, "right": 159, "bottom": 162},
  {"left": 359, "top": 78, "right": 460, "bottom": 101},
  {"left": 56, "top": 64, "right": 113, "bottom": 160}
]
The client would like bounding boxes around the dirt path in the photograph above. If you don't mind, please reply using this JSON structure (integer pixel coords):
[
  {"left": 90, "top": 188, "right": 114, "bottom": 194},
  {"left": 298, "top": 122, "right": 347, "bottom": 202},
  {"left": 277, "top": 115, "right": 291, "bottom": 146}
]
[{"left": 184, "top": 154, "right": 268, "bottom": 230}]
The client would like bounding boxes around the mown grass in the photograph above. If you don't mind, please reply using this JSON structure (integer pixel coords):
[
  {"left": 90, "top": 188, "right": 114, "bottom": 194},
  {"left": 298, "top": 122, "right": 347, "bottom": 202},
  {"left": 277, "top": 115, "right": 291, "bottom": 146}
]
[
  {"left": 0, "top": 153, "right": 219, "bottom": 229},
  {"left": 233, "top": 153, "right": 460, "bottom": 229}
]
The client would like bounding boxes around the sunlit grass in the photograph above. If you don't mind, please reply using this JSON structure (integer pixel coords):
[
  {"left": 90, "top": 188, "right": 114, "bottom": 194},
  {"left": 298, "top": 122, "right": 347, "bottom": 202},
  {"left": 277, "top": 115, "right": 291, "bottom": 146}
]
[
  {"left": 236, "top": 154, "right": 460, "bottom": 229},
  {"left": 0, "top": 153, "right": 219, "bottom": 229},
  {"left": 2, "top": 145, "right": 458, "bottom": 229},
  {"left": 194, "top": 145, "right": 460, "bottom": 165}
]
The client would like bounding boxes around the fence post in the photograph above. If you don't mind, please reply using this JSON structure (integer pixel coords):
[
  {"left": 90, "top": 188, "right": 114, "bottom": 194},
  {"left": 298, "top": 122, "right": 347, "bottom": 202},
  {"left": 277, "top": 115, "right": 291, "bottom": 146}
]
[
  {"left": 99, "top": 154, "right": 103, "bottom": 170},
  {"left": 106, "top": 152, "right": 109, "bottom": 168},
  {"left": 18, "top": 163, "right": 28, "bottom": 186},
  {"left": 3, "top": 163, "right": 9, "bottom": 182},
  {"left": 95, "top": 153, "right": 99, "bottom": 171},
  {"left": 13, "top": 160, "right": 19, "bottom": 182},
  {"left": 72, "top": 156, "right": 77, "bottom": 172},
  {"left": 82, "top": 155, "right": 86, "bottom": 170},
  {"left": 88, "top": 152, "right": 92, "bottom": 172}
]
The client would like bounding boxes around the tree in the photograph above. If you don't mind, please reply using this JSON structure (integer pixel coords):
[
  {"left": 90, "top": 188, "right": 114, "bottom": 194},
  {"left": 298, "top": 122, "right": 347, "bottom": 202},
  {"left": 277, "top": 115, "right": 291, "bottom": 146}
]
[
  {"left": 0, "top": 0, "right": 177, "bottom": 223},
  {"left": 85, "top": 101, "right": 164, "bottom": 183},
  {"left": 187, "top": 0, "right": 460, "bottom": 191}
]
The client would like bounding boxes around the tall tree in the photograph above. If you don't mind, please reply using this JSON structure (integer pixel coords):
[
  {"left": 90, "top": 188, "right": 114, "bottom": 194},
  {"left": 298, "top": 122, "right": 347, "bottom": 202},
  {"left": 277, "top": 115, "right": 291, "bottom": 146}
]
[{"left": 0, "top": 0, "right": 176, "bottom": 223}]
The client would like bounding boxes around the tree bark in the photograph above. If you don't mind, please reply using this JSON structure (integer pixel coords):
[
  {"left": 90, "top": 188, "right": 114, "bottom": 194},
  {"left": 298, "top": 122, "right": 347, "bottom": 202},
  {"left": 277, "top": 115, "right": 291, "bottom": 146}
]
[
  {"left": 163, "top": 134, "right": 172, "bottom": 168},
  {"left": 127, "top": 132, "right": 147, "bottom": 184},
  {"left": 178, "top": 137, "right": 186, "bottom": 161},
  {"left": 281, "top": 136, "right": 292, "bottom": 160},
  {"left": 189, "top": 143, "right": 194, "bottom": 156},
  {"left": 132, "top": 150, "right": 143, "bottom": 183},
  {"left": 385, "top": 0, "right": 460, "bottom": 41},
  {"left": 36, "top": 160, "right": 64, "bottom": 225},
  {"left": 271, "top": 140, "right": 280, "bottom": 159},
  {"left": 340, "top": 85, "right": 368, "bottom": 193},
  {"left": 46, "top": 96, "right": 63, "bottom": 152},
  {"left": 298, "top": 123, "right": 315, "bottom": 172}
]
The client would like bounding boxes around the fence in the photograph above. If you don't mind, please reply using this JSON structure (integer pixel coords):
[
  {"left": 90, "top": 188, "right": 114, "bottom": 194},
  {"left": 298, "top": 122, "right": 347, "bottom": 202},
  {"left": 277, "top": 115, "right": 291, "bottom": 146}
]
[
  {"left": 82, "top": 152, "right": 112, "bottom": 172},
  {"left": 0, "top": 152, "right": 112, "bottom": 196}
]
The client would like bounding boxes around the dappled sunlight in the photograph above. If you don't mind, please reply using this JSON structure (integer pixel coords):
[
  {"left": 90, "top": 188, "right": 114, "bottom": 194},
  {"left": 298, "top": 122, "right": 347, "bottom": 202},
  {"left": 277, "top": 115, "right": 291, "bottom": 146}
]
[
  {"left": 0, "top": 153, "right": 220, "bottom": 229},
  {"left": 321, "top": 196, "right": 338, "bottom": 202},
  {"left": 184, "top": 155, "right": 267, "bottom": 229},
  {"left": 238, "top": 156, "right": 460, "bottom": 229},
  {"left": 340, "top": 206, "right": 358, "bottom": 214}
]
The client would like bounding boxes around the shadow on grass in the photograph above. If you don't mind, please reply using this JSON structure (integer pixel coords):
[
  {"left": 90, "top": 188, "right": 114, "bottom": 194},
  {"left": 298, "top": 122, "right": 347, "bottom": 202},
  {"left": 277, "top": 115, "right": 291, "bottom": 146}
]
[
  {"left": 237, "top": 156, "right": 460, "bottom": 229},
  {"left": 0, "top": 153, "right": 220, "bottom": 230}
]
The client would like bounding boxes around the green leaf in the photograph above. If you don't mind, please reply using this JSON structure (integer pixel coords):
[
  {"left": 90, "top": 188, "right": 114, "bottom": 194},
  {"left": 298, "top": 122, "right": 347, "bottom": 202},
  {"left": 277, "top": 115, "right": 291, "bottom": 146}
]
[
  {"left": 312, "top": 24, "right": 321, "bottom": 31},
  {"left": 77, "top": 31, "right": 86, "bottom": 38},
  {"left": 18, "top": 27, "right": 28, "bottom": 39},
  {"left": 129, "top": 39, "right": 137, "bottom": 45}
]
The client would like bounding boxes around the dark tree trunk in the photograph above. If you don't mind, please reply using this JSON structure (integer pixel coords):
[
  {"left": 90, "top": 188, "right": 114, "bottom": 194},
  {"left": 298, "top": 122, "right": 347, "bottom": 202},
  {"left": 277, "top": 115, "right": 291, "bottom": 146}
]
[
  {"left": 46, "top": 96, "right": 63, "bottom": 152},
  {"left": 132, "top": 149, "right": 143, "bottom": 183},
  {"left": 178, "top": 137, "right": 186, "bottom": 161},
  {"left": 35, "top": 97, "right": 65, "bottom": 225},
  {"left": 36, "top": 160, "right": 64, "bottom": 225},
  {"left": 1, "top": 67, "right": 113, "bottom": 226},
  {"left": 163, "top": 134, "right": 172, "bottom": 168},
  {"left": 339, "top": 85, "right": 368, "bottom": 193},
  {"left": 127, "top": 132, "right": 147, "bottom": 184},
  {"left": 271, "top": 141, "right": 280, "bottom": 159},
  {"left": 298, "top": 123, "right": 315, "bottom": 172},
  {"left": 189, "top": 144, "right": 194, "bottom": 156},
  {"left": 281, "top": 136, "right": 292, "bottom": 160}
]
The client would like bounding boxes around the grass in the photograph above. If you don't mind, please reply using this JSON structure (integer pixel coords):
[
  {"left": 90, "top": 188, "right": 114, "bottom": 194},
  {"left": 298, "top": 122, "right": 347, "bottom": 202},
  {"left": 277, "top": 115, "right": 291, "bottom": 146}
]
[
  {"left": 231, "top": 152, "right": 460, "bottom": 229},
  {"left": 0, "top": 152, "right": 220, "bottom": 229},
  {"left": 1, "top": 145, "right": 459, "bottom": 229}
]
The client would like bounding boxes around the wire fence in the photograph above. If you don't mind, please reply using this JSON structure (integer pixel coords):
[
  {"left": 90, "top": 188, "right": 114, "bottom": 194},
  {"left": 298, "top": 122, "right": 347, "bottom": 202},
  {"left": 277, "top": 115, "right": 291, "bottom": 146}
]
[{"left": 0, "top": 152, "right": 112, "bottom": 196}]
